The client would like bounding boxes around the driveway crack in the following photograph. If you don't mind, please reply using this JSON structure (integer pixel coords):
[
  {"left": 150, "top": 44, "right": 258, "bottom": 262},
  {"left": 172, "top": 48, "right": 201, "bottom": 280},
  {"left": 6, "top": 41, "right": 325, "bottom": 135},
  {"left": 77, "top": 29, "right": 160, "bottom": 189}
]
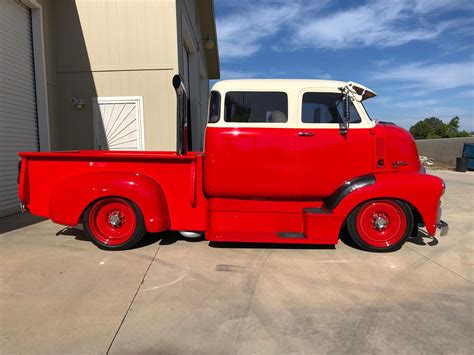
[
  {"left": 106, "top": 245, "right": 161, "bottom": 354},
  {"left": 407, "top": 245, "right": 473, "bottom": 284}
]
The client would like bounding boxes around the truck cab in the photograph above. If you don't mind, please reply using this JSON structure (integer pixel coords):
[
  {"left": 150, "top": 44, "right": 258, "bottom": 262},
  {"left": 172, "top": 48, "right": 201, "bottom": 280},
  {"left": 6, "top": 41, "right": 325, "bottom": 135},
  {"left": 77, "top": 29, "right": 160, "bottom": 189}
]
[
  {"left": 18, "top": 78, "right": 447, "bottom": 252},
  {"left": 205, "top": 79, "right": 381, "bottom": 199}
]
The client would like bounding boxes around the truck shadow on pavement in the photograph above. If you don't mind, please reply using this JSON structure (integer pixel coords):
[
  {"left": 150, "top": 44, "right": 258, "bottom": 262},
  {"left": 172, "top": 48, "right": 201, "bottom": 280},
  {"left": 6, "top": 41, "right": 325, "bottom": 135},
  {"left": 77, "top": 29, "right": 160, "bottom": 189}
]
[
  {"left": 407, "top": 228, "right": 439, "bottom": 246},
  {"left": 0, "top": 213, "right": 46, "bottom": 235},
  {"left": 208, "top": 241, "right": 335, "bottom": 250},
  {"left": 159, "top": 231, "right": 335, "bottom": 249},
  {"left": 337, "top": 226, "right": 439, "bottom": 251},
  {"left": 55, "top": 226, "right": 438, "bottom": 250},
  {"left": 55, "top": 228, "right": 203, "bottom": 249},
  {"left": 56, "top": 227, "right": 335, "bottom": 250},
  {"left": 56, "top": 227, "right": 164, "bottom": 249}
]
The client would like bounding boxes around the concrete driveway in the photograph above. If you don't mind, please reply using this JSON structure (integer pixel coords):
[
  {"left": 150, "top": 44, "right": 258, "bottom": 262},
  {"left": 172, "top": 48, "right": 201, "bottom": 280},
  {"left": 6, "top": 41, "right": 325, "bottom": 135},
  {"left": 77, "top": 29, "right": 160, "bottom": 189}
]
[{"left": 1, "top": 170, "right": 472, "bottom": 354}]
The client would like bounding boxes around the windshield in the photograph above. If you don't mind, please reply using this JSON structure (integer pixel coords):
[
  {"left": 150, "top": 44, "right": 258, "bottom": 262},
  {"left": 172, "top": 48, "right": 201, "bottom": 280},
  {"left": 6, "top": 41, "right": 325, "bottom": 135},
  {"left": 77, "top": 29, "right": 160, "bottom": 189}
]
[
  {"left": 359, "top": 101, "right": 373, "bottom": 121},
  {"left": 302, "top": 93, "right": 362, "bottom": 124}
]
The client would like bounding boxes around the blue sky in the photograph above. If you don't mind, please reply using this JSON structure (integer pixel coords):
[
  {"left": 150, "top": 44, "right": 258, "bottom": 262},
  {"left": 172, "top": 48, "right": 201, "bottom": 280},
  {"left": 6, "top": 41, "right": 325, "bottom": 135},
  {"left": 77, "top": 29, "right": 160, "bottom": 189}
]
[{"left": 214, "top": 0, "right": 474, "bottom": 131}]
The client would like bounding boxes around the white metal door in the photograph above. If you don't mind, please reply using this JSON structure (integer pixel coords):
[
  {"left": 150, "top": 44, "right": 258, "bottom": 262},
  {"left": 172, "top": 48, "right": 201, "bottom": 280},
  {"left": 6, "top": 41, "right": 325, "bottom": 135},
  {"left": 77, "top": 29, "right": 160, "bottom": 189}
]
[
  {"left": 92, "top": 97, "right": 145, "bottom": 150},
  {"left": 0, "top": 1, "right": 39, "bottom": 217}
]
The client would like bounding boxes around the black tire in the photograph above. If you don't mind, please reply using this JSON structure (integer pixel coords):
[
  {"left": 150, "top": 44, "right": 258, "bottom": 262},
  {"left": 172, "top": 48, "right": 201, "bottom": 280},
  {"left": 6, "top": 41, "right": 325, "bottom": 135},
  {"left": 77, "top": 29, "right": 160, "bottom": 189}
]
[
  {"left": 83, "top": 197, "right": 146, "bottom": 250},
  {"left": 347, "top": 199, "right": 414, "bottom": 252}
]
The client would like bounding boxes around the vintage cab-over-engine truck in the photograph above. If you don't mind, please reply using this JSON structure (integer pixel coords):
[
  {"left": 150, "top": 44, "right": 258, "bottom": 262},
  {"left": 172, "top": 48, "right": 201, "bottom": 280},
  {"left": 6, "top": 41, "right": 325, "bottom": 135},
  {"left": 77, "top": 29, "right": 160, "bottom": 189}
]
[{"left": 18, "top": 76, "right": 447, "bottom": 252}]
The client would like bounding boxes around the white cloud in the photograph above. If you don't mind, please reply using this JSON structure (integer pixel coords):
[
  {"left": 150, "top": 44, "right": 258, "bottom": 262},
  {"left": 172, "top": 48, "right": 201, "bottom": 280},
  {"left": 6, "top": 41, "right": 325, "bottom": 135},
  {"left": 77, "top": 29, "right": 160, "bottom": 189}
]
[
  {"left": 392, "top": 99, "right": 439, "bottom": 108},
  {"left": 216, "top": 2, "right": 302, "bottom": 61},
  {"left": 370, "top": 61, "right": 474, "bottom": 91},
  {"left": 219, "top": 68, "right": 333, "bottom": 80},
  {"left": 373, "top": 58, "right": 396, "bottom": 67},
  {"left": 217, "top": 0, "right": 472, "bottom": 59},
  {"left": 292, "top": 0, "right": 471, "bottom": 50},
  {"left": 216, "top": 1, "right": 339, "bottom": 61},
  {"left": 219, "top": 69, "right": 260, "bottom": 79},
  {"left": 459, "top": 89, "right": 474, "bottom": 98},
  {"left": 319, "top": 73, "right": 332, "bottom": 79},
  {"left": 366, "top": 105, "right": 473, "bottom": 130}
]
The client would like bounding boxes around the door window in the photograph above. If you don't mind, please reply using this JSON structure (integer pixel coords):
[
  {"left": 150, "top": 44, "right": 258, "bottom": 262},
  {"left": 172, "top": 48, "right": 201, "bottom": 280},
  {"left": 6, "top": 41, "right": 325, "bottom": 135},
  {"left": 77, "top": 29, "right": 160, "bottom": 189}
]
[
  {"left": 224, "top": 92, "right": 288, "bottom": 123},
  {"left": 208, "top": 91, "right": 220, "bottom": 123},
  {"left": 302, "top": 93, "right": 361, "bottom": 124}
]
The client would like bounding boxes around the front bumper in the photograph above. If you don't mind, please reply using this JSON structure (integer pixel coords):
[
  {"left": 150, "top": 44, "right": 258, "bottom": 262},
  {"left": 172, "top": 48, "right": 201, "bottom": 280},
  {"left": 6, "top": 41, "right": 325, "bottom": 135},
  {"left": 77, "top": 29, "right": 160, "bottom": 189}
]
[{"left": 436, "top": 220, "right": 449, "bottom": 237}]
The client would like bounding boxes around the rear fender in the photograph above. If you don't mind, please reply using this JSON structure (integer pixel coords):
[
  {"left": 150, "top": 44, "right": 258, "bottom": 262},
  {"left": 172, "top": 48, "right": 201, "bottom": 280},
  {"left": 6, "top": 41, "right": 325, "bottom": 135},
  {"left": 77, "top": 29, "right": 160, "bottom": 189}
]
[
  {"left": 333, "top": 172, "right": 444, "bottom": 236},
  {"left": 49, "top": 171, "right": 170, "bottom": 232}
]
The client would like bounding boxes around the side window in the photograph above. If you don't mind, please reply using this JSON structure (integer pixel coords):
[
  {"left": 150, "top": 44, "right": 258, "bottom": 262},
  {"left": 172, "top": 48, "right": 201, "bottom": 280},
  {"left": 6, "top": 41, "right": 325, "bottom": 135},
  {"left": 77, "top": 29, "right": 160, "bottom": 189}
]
[
  {"left": 208, "top": 91, "right": 220, "bottom": 123},
  {"left": 302, "top": 93, "right": 362, "bottom": 124},
  {"left": 224, "top": 92, "right": 288, "bottom": 123}
]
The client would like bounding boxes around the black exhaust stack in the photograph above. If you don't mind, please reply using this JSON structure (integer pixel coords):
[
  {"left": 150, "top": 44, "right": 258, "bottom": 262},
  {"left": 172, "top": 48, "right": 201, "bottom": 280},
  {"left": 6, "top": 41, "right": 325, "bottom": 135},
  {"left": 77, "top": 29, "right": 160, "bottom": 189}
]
[{"left": 172, "top": 74, "right": 188, "bottom": 156}]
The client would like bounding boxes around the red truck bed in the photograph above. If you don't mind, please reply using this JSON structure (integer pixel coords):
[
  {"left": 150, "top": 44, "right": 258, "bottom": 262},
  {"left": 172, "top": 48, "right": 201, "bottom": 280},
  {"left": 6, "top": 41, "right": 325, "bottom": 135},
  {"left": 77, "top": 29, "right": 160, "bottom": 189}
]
[{"left": 19, "top": 150, "right": 208, "bottom": 233}]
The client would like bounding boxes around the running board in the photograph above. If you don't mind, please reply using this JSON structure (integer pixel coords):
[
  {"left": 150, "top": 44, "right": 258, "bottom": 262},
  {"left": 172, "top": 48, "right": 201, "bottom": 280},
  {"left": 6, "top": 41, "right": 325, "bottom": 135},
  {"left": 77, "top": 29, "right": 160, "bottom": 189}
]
[{"left": 277, "top": 232, "right": 306, "bottom": 239}]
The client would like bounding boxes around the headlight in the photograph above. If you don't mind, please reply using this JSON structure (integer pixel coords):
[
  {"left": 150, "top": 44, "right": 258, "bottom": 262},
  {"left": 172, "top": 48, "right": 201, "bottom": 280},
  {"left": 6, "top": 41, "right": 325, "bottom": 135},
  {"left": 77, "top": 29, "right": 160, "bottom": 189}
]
[{"left": 441, "top": 180, "right": 446, "bottom": 196}]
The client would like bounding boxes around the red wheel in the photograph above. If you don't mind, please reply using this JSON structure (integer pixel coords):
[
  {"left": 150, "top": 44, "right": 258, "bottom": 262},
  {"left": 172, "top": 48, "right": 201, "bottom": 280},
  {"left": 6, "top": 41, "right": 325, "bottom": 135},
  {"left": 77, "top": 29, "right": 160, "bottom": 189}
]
[
  {"left": 347, "top": 199, "right": 413, "bottom": 252},
  {"left": 83, "top": 197, "right": 145, "bottom": 250}
]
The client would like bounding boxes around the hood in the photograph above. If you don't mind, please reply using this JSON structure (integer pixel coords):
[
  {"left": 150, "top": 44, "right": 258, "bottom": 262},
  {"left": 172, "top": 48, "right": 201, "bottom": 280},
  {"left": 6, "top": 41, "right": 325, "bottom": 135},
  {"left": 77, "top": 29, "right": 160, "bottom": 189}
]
[{"left": 381, "top": 123, "right": 421, "bottom": 172}]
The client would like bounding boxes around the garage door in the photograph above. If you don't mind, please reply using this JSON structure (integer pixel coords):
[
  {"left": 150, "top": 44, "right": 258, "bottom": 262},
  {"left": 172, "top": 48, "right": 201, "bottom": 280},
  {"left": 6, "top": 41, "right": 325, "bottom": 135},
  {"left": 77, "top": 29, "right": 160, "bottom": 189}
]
[{"left": 0, "top": 1, "right": 39, "bottom": 217}]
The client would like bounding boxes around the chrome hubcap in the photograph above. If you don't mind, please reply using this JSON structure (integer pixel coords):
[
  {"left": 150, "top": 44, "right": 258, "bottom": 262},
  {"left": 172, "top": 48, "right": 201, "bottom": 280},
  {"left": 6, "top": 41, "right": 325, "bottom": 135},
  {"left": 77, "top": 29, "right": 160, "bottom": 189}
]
[
  {"left": 108, "top": 212, "right": 123, "bottom": 228},
  {"left": 372, "top": 214, "right": 388, "bottom": 231}
]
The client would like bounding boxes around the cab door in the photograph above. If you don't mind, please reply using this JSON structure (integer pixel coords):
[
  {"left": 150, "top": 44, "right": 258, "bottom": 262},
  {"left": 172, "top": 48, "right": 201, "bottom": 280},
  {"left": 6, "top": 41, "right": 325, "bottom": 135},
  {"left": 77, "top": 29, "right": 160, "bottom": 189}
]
[
  {"left": 293, "top": 89, "right": 374, "bottom": 199},
  {"left": 204, "top": 90, "right": 295, "bottom": 199}
]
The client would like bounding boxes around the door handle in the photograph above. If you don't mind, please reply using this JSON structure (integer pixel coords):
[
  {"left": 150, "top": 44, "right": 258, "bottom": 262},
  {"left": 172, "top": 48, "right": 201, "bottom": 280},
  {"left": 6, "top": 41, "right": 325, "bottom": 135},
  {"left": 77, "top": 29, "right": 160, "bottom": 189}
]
[{"left": 298, "top": 131, "right": 314, "bottom": 137}]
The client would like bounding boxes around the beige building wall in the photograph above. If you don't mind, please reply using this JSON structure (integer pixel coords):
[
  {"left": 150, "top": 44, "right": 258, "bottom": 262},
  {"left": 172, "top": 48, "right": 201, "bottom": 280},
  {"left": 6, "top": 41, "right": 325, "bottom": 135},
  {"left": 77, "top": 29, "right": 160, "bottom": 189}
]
[
  {"left": 35, "top": 0, "right": 218, "bottom": 152},
  {"left": 51, "top": 0, "right": 198, "bottom": 151}
]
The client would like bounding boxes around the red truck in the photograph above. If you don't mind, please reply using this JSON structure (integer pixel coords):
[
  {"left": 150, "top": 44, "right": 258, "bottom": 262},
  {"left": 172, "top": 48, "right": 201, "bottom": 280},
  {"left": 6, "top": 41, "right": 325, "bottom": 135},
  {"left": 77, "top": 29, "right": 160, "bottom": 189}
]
[{"left": 18, "top": 76, "right": 448, "bottom": 252}]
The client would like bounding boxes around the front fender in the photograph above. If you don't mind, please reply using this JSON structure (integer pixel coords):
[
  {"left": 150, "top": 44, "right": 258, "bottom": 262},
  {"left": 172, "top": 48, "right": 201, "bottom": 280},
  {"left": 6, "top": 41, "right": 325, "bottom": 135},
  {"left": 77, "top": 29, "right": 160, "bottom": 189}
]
[
  {"left": 49, "top": 171, "right": 170, "bottom": 233},
  {"left": 333, "top": 172, "right": 444, "bottom": 236}
]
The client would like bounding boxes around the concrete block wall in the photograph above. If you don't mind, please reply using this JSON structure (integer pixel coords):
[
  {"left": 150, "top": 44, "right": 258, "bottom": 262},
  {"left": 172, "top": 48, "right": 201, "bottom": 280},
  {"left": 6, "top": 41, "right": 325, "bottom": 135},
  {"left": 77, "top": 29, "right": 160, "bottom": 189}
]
[{"left": 415, "top": 137, "right": 474, "bottom": 166}]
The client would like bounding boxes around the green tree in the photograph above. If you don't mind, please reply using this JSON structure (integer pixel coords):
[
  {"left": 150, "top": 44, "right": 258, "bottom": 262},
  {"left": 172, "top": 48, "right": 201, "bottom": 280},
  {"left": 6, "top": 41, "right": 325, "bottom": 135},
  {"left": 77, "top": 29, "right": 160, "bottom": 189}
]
[{"left": 409, "top": 116, "right": 470, "bottom": 139}]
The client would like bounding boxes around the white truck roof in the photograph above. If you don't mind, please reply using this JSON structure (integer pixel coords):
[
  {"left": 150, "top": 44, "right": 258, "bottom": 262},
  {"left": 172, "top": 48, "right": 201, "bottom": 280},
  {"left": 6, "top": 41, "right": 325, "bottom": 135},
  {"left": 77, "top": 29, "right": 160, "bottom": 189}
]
[{"left": 212, "top": 79, "right": 376, "bottom": 100}]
